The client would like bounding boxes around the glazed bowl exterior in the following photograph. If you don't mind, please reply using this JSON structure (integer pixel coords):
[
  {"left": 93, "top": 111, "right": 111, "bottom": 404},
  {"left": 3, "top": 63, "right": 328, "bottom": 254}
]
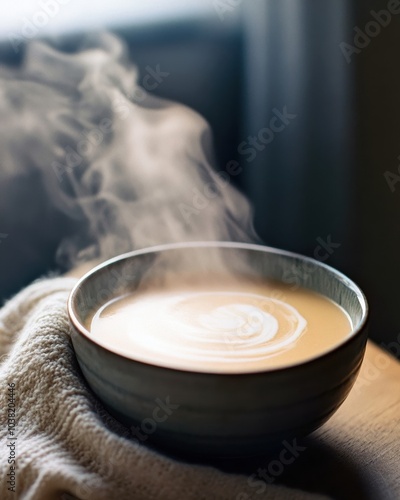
[{"left": 68, "top": 242, "right": 369, "bottom": 457}]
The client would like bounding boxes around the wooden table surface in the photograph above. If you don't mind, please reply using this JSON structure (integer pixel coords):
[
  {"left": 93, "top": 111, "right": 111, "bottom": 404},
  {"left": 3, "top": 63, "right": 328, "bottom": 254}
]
[
  {"left": 216, "top": 341, "right": 400, "bottom": 500},
  {"left": 282, "top": 341, "right": 400, "bottom": 499}
]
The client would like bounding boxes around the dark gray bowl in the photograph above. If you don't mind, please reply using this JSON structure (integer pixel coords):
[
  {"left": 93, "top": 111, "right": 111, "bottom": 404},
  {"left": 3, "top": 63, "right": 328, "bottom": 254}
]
[{"left": 68, "top": 242, "right": 368, "bottom": 457}]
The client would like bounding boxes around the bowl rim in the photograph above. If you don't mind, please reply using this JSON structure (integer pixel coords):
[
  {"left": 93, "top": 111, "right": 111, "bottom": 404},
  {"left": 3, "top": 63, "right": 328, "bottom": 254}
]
[{"left": 68, "top": 241, "right": 369, "bottom": 376}]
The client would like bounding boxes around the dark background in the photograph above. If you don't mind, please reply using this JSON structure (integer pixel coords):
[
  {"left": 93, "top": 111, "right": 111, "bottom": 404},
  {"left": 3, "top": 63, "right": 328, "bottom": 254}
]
[{"left": 0, "top": 0, "right": 399, "bottom": 354}]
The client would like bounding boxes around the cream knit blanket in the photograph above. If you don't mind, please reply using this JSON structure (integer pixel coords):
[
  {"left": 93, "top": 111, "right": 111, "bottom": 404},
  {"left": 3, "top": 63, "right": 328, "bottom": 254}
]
[{"left": 0, "top": 278, "right": 327, "bottom": 500}]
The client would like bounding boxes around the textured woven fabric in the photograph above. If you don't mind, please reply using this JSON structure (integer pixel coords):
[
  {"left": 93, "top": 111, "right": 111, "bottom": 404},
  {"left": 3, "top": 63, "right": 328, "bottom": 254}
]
[{"left": 0, "top": 278, "right": 326, "bottom": 500}]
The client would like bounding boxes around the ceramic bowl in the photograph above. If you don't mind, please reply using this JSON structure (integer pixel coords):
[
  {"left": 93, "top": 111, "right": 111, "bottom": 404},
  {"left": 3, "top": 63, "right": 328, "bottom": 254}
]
[{"left": 68, "top": 242, "right": 368, "bottom": 457}]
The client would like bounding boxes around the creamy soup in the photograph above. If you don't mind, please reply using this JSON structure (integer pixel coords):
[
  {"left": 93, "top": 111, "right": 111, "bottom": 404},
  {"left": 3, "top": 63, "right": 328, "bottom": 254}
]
[{"left": 87, "top": 276, "right": 352, "bottom": 373}]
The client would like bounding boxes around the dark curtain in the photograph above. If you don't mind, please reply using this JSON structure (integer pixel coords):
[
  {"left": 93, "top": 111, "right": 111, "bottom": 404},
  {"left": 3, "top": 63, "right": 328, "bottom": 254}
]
[{"left": 240, "top": 0, "right": 400, "bottom": 348}]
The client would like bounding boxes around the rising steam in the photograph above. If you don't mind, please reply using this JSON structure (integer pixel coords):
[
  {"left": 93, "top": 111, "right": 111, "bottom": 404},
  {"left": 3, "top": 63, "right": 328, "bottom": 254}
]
[{"left": 0, "top": 32, "right": 256, "bottom": 270}]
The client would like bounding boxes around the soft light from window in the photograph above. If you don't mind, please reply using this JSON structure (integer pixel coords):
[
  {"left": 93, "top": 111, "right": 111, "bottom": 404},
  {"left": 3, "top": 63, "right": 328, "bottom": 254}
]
[{"left": 1, "top": 0, "right": 214, "bottom": 42}]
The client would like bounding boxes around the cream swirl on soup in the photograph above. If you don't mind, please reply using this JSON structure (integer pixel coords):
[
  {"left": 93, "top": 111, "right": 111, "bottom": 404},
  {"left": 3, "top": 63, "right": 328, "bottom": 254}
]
[{"left": 87, "top": 276, "right": 352, "bottom": 373}]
